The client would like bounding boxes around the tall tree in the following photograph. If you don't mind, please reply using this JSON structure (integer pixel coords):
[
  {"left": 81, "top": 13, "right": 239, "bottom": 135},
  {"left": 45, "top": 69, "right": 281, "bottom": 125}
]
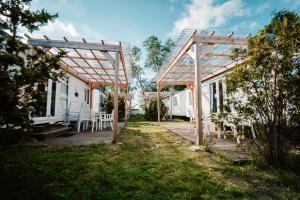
[
  {"left": 219, "top": 10, "right": 300, "bottom": 166},
  {"left": 143, "top": 36, "right": 174, "bottom": 72},
  {"left": 130, "top": 46, "right": 148, "bottom": 93},
  {"left": 0, "top": 0, "right": 64, "bottom": 134}
]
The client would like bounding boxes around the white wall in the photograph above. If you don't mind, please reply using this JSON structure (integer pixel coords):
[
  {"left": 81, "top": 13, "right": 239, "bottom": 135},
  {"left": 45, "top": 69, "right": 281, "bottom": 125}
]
[
  {"left": 161, "top": 72, "right": 228, "bottom": 120},
  {"left": 32, "top": 73, "right": 90, "bottom": 124},
  {"left": 92, "top": 89, "right": 106, "bottom": 112},
  {"left": 57, "top": 74, "right": 89, "bottom": 116}
]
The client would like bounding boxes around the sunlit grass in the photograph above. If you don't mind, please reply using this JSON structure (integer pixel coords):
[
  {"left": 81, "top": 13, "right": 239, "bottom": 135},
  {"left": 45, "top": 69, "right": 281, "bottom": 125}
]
[{"left": 0, "top": 116, "right": 299, "bottom": 199}]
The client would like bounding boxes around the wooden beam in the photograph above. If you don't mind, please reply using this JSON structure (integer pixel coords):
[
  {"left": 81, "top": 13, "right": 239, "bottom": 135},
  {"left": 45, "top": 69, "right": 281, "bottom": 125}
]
[
  {"left": 72, "top": 48, "right": 107, "bottom": 83},
  {"left": 47, "top": 51, "right": 89, "bottom": 83},
  {"left": 92, "top": 81, "right": 128, "bottom": 88},
  {"left": 28, "top": 38, "right": 121, "bottom": 52},
  {"left": 194, "top": 42, "right": 203, "bottom": 146},
  {"left": 80, "top": 73, "right": 126, "bottom": 77},
  {"left": 157, "top": 84, "right": 160, "bottom": 124},
  {"left": 174, "top": 64, "right": 225, "bottom": 69},
  {"left": 125, "top": 87, "right": 129, "bottom": 123},
  {"left": 157, "top": 30, "right": 196, "bottom": 84},
  {"left": 158, "top": 81, "right": 193, "bottom": 85},
  {"left": 71, "top": 66, "right": 114, "bottom": 70},
  {"left": 119, "top": 42, "right": 129, "bottom": 85},
  {"left": 89, "top": 82, "right": 93, "bottom": 110},
  {"left": 67, "top": 56, "right": 109, "bottom": 61},
  {"left": 102, "top": 51, "right": 123, "bottom": 84},
  {"left": 205, "top": 53, "right": 233, "bottom": 57},
  {"left": 112, "top": 52, "right": 119, "bottom": 143},
  {"left": 193, "top": 35, "right": 248, "bottom": 45},
  {"left": 89, "top": 50, "right": 114, "bottom": 82}
]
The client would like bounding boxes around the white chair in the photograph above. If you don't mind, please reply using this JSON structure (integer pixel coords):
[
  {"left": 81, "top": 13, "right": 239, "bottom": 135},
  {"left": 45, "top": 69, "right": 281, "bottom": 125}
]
[
  {"left": 77, "top": 109, "right": 91, "bottom": 133},
  {"left": 203, "top": 116, "right": 211, "bottom": 137},
  {"left": 91, "top": 112, "right": 99, "bottom": 133},
  {"left": 101, "top": 110, "right": 114, "bottom": 130},
  {"left": 188, "top": 109, "right": 196, "bottom": 132}
]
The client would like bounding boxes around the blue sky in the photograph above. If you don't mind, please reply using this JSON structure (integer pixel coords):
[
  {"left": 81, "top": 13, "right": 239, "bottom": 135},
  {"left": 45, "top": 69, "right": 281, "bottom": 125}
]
[
  {"left": 29, "top": 0, "right": 299, "bottom": 107},
  {"left": 30, "top": 0, "right": 300, "bottom": 46}
]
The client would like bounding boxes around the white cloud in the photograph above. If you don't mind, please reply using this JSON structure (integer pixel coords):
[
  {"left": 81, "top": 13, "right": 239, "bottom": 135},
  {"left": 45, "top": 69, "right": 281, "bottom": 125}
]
[
  {"left": 38, "top": 20, "right": 80, "bottom": 37},
  {"left": 256, "top": 2, "right": 270, "bottom": 14},
  {"left": 26, "top": 20, "right": 103, "bottom": 41},
  {"left": 229, "top": 21, "right": 259, "bottom": 34},
  {"left": 171, "top": 0, "right": 248, "bottom": 36}
]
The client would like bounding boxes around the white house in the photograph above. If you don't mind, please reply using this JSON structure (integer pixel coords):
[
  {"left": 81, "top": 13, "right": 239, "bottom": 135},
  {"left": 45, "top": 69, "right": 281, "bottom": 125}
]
[
  {"left": 162, "top": 71, "right": 226, "bottom": 124},
  {"left": 32, "top": 75, "right": 107, "bottom": 125}
]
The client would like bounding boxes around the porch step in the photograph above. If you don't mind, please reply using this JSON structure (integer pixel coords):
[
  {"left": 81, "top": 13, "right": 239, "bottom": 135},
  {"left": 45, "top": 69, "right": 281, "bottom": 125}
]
[
  {"left": 32, "top": 123, "right": 64, "bottom": 133},
  {"left": 31, "top": 127, "right": 73, "bottom": 141}
]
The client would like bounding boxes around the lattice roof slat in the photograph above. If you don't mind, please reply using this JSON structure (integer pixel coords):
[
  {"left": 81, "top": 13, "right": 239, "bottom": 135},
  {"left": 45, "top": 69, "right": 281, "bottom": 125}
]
[
  {"left": 26, "top": 35, "right": 132, "bottom": 88},
  {"left": 144, "top": 92, "right": 172, "bottom": 101},
  {"left": 156, "top": 30, "right": 248, "bottom": 85}
]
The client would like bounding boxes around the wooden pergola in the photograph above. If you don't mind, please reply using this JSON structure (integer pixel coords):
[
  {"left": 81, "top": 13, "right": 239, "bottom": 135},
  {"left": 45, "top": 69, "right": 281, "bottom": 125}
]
[
  {"left": 26, "top": 35, "right": 132, "bottom": 143},
  {"left": 144, "top": 92, "right": 172, "bottom": 101},
  {"left": 155, "top": 30, "right": 248, "bottom": 146}
]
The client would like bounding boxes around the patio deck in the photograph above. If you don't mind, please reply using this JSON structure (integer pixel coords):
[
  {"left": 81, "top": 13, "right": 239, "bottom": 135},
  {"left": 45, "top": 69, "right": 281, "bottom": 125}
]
[
  {"left": 160, "top": 121, "right": 248, "bottom": 159},
  {"left": 27, "top": 122, "right": 125, "bottom": 146}
]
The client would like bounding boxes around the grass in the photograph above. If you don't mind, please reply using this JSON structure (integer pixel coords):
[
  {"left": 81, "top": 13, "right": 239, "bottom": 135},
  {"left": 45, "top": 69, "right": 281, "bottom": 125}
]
[{"left": 0, "top": 116, "right": 299, "bottom": 199}]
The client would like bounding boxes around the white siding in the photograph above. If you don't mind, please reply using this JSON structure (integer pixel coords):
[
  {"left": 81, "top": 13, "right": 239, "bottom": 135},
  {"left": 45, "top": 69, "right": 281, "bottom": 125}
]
[
  {"left": 202, "top": 84, "right": 210, "bottom": 117},
  {"left": 58, "top": 74, "right": 89, "bottom": 116},
  {"left": 32, "top": 73, "right": 90, "bottom": 124},
  {"left": 92, "top": 90, "right": 106, "bottom": 112}
]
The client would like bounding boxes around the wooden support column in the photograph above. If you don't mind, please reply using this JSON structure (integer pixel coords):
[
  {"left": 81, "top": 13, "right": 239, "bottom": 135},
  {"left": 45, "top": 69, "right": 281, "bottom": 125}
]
[
  {"left": 89, "top": 82, "right": 93, "bottom": 110},
  {"left": 125, "top": 86, "right": 129, "bottom": 123},
  {"left": 188, "top": 84, "right": 195, "bottom": 110},
  {"left": 157, "top": 84, "right": 160, "bottom": 124},
  {"left": 194, "top": 43, "right": 204, "bottom": 146},
  {"left": 170, "top": 94, "right": 173, "bottom": 119},
  {"left": 216, "top": 79, "right": 220, "bottom": 113},
  {"left": 112, "top": 52, "right": 119, "bottom": 143},
  {"left": 46, "top": 79, "right": 52, "bottom": 116}
]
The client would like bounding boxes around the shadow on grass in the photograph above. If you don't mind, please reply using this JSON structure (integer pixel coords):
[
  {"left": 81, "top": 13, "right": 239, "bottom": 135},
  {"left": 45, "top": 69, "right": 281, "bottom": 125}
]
[{"left": 0, "top": 120, "right": 299, "bottom": 200}]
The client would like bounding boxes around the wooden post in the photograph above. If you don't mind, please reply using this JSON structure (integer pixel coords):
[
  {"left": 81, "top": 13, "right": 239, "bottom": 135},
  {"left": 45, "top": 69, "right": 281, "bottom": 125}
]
[
  {"left": 125, "top": 86, "right": 128, "bottom": 123},
  {"left": 216, "top": 80, "right": 220, "bottom": 113},
  {"left": 112, "top": 52, "right": 119, "bottom": 143},
  {"left": 194, "top": 43, "right": 204, "bottom": 146},
  {"left": 89, "top": 82, "right": 93, "bottom": 110},
  {"left": 170, "top": 94, "right": 173, "bottom": 119},
  {"left": 157, "top": 84, "right": 160, "bottom": 124},
  {"left": 189, "top": 84, "right": 195, "bottom": 110}
]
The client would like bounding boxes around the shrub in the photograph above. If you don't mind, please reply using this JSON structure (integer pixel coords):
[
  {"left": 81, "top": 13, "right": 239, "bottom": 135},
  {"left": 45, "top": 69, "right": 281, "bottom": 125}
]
[
  {"left": 144, "top": 100, "right": 168, "bottom": 121},
  {"left": 102, "top": 93, "right": 126, "bottom": 121}
]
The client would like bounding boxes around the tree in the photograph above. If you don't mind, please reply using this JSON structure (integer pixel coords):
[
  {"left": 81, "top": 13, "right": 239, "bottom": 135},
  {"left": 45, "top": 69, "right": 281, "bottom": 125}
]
[
  {"left": 144, "top": 100, "right": 168, "bottom": 121},
  {"left": 143, "top": 36, "right": 185, "bottom": 92},
  {"left": 130, "top": 46, "right": 148, "bottom": 93},
  {"left": 101, "top": 93, "right": 126, "bottom": 121},
  {"left": 143, "top": 36, "right": 174, "bottom": 72},
  {"left": 220, "top": 10, "right": 300, "bottom": 166},
  {"left": 0, "top": 0, "right": 64, "bottom": 135}
]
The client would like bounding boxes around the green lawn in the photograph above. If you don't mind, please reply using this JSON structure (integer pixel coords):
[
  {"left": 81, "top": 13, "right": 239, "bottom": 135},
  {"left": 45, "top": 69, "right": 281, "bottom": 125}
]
[{"left": 0, "top": 117, "right": 299, "bottom": 199}]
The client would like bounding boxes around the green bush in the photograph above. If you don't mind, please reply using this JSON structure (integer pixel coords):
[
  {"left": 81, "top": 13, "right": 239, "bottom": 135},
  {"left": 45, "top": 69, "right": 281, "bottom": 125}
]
[
  {"left": 144, "top": 100, "right": 168, "bottom": 121},
  {"left": 102, "top": 93, "right": 126, "bottom": 121}
]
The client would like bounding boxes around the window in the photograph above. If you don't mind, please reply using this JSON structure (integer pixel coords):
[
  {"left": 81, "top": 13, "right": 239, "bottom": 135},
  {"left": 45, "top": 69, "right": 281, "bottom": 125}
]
[
  {"left": 50, "top": 81, "right": 56, "bottom": 116},
  {"left": 218, "top": 80, "right": 224, "bottom": 112},
  {"left": 60, "top": 79, "right": 69, "bottom": 112},
  {"left": 188, "top": 92, "right": 192, "bottom": 105},
  {"left": 173, "top": 96, "right": 178, "bottom": 106},
  {"left": 31, "top": 83, "right": 47, "bottom": 117},
  {"left": 84, "top": 88, "right": 90, "bottom": 104},
  {"left": 209, "top": 82, "right": 217, "bottom": 112},
  {"left": 99, "top": 94, "right": 104, "bottom": 112}
]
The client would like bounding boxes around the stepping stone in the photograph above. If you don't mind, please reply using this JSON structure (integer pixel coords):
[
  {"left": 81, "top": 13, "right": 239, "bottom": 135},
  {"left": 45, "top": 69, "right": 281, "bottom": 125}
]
[{"left": 189, "top": 145, "right": 205, "bottom": 152}]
